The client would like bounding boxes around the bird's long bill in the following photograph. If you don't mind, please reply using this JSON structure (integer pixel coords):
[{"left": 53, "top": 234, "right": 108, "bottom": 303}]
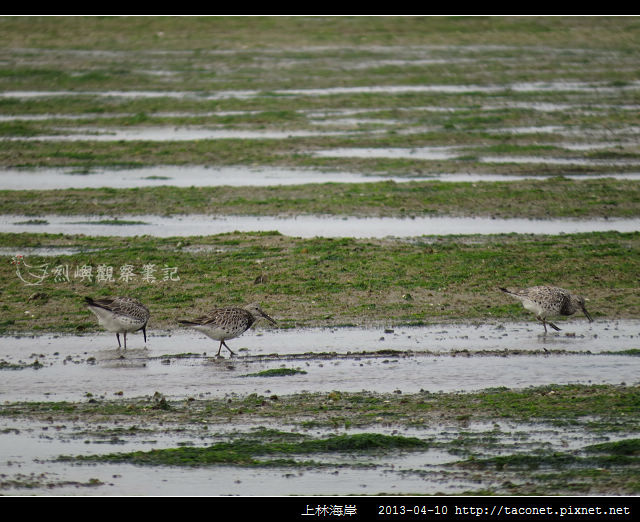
[
  {"left": 582, "top": 306, "right": 593, "bottom": 323},
  {"left": 260, "top": 310, "right": 277, "bottom": 325}
]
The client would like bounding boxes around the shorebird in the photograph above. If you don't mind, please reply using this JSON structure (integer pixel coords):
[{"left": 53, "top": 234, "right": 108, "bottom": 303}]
[
  {"left": 85, "top": 296, "right": 150, "bottom": 349},
  {"left": 178, "top": 303, "right": 276, "bottom": 356},
  {"left": 499, "top": 286, "right": 593, "bottom": 333}
]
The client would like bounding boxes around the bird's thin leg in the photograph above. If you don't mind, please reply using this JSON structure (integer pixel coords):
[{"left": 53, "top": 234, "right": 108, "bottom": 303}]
[
  {"left": 222, "top": 340, "right": 235, "bottom": 356},
  {"left": 116, "top": 333, "right": 121, "bottom": 348},
  {"left": 217, "top": 341, "right": 223, "bottom": 356},
  {"left": 538, "top": 316, "right": 548, "bottom": 334},
  {"left": 123, "top": 332, "right": 128, "bottom": 350},
  {"left": 548, "top": 321, "right": 561, "bottom": 331}
]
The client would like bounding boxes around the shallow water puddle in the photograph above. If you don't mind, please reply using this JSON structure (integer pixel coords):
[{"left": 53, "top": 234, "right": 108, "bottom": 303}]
[
  {"left": 0, "top": 454, "right": 478, "bottom": 496},
  {"left": 1, "top": 321, "right": 638, "bottom": 402},
  {"left": 313, "top": 146, "right": 461, "bottom": 161},
  {"left": 0, "top": 246, "right": 102, "bottom": 257},
  {"left": 313, "top": 147, "right": 640, "bottom": 167},
  {"left": 482, "top": 102, "right": 640, "bottom": 113},
  {"left": 4, "top": 126, "right": 373, "bottom": 142},
  {"left": 1, "top": 213, "right": 638, "bottom": 238},
  {"left": 280, "top": 81, "right": 640, "bottom": 96},
  {"left": 481, "top": 155, "right": 640, "bottom": 167},
  {"left": 4, "top": 166, "right": 640, "bottom": 191},
  {"left": 0, "top": 166, "right": 434, "bottom": 190},
  {"left": 3, "top": 102, "right": 639, "bottom": 126},
  {"left": 1, "top": 350, "right": 635, "bottom": 402},
  {"left": 3, "top": 80, "right": 638, "bottom": 102},
  {"left": 0, "top": 89, "right": 259, "bottom": 100}
]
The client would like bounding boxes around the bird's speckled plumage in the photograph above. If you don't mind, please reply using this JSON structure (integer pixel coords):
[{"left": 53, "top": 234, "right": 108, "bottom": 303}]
[
  {"left": 179, "top": 303, "right": 276, "bottom": 356},
  {"left": 85, "top": 296, "right": 150, "bottom": 349},
  {"left": 500, "top": 286, "right": 593, "bottom": 333}
]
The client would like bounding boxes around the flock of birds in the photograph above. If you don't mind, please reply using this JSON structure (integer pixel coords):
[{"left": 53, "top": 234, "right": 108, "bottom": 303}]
[
  {"left": 85, "top": 285, "right": 594, "bottom": 356},
  {"left": 85, "top": 296, "right": 276, "bottom": 355}
]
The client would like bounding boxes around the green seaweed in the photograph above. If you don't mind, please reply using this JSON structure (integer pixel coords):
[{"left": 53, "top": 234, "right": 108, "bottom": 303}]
[{"left": 60, "top": 433, "right": 428, "bottom": 467}]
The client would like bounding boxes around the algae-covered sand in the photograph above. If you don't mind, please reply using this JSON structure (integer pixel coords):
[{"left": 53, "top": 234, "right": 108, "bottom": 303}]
[{"left": 1, "top": 231, "right": 638, "bottom": 333}]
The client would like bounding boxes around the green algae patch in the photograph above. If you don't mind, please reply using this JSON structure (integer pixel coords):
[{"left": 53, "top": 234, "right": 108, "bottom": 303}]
[
  {"left": 3, "top": 178, "right": 640, "bottom": 219},
  {"left": 2, "top": 384, "right": 638, "bottom": 429},
  {"left": 1, "top": 231, "right": 639, "bottom": 333},
  {"left": 460, "top": 457, "right": 640, "bottom": 495},
  {"left": 68, "top": 219, "right": 149, "bottom": 226},
  {"left": 60, "top": 433, "right": 428, "bottom": 467},
  {"left": 603, "top": 349, "right": 640, "bottom": 357},
  {"left": 585, "top": 438, "right": 640, "bottom": 456},
  {"left": 461, "top": 453, "right": 580, "bottom": 471},
  {"left": 460, "top": 438, "right": 640, "bottom": 477},
  {"left": 461, "top": 446, "right": 639, "bottom": 473},
  {"left": 0, "top": 474, "right": 104, "bottom": 491},
  {"left": 0, "top": 359, "right": 44, "bottom": 370}
]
